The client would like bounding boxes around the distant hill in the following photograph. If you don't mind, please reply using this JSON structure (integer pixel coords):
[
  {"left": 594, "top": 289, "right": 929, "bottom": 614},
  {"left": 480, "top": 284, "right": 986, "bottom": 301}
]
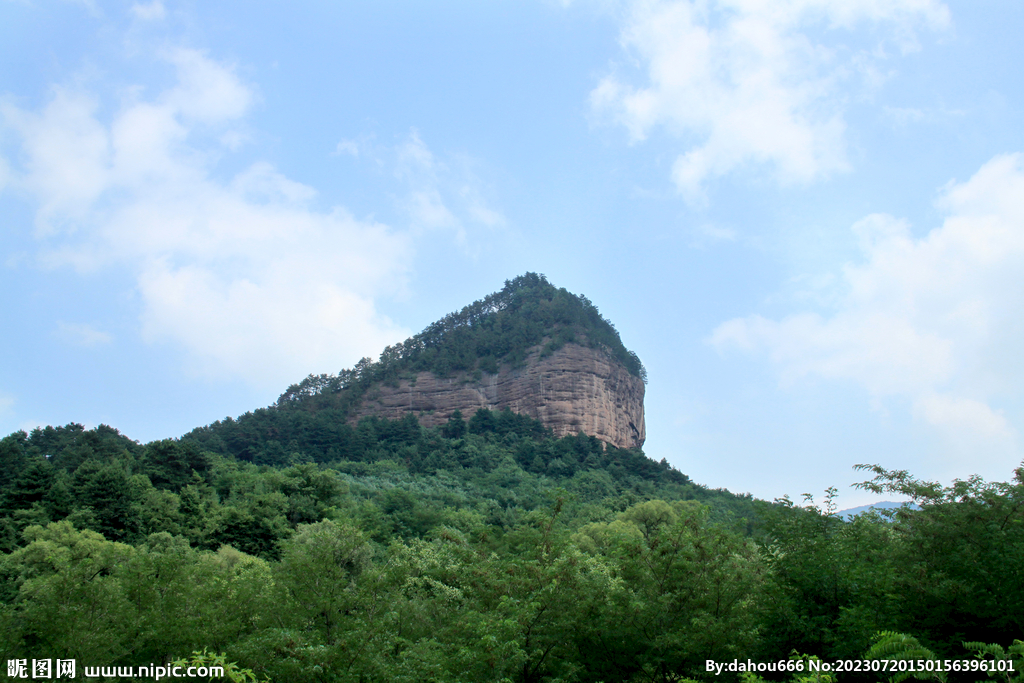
[{"left": 837, "top": 500, "right": 918, "bottom": 520}]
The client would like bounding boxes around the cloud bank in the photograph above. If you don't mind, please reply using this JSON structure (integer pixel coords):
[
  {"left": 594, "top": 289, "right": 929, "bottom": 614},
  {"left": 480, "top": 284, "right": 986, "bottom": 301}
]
[
  {"left": 1, "top": 48, "right": 411, "bottom": 388},
  {"left": 592, "top": 0, "right": 950, "bottom": 202},
  {"left": 711, "top": 153, "right": 1024, "bottom": 465}
]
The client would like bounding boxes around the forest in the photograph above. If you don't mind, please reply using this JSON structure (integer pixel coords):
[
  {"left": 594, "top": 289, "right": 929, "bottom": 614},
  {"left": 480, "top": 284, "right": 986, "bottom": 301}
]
[{"left": 1, "top": 414, "right": 1022, "bottom": 683}]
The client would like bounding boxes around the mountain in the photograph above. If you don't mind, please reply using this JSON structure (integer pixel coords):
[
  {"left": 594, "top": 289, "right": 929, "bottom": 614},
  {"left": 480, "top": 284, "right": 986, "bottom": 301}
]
[
  {"left": 837, "top": 500, "right": 918, "bottom": 520},
  {"left": 1, "top": 273, "right": 1017, "bottom": 681},
  {"left": 275, "top": 273, "right": 647, "bottom": 449}
]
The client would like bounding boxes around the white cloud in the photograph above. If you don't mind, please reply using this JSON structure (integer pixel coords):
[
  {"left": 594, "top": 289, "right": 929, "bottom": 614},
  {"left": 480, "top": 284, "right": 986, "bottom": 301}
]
[
  {"left": 592, "top": 0, "right": 949, "bottom": 202},
  {"left": 335, "top": 139, "right": 361, "bottom": 157},
  {"left": 61, "top": 0, "right": 98, "bottom": 12},
  {"left": 710, "top": 153, "right": 1024, "bottom": 460},
  {"left": 2, "top": 49, "right": 411, "bottom": 389},
  {"left": 333, "top": 133, "right": 379, "bottom": 160},
  {"left": 396, "top": 131, "right": 458, "bottom": 231},
  {"left": 691, "top": 222, "right": 738, "bottom": 246},
  {"left": 883, "top": 105, "right": 925, "bottom": 126},
  {"left": 161, "top": 48, "right": 253, "bottom": 124},
  {"left": 330, "top": 129, "right": 504, "bottom": 250},
  {"left": 137, "top": 247, "right": 407, "bottom": 383},
  {"left": 131, "top": 1, "right": 165, "bottom": 21},
  {"left": 56, "top": 322, "right": 113, "bottom": 347},
  {"left": 913, "top": 393, "right": 1012, "bottom": 444},
  {"left": 394, "top": 130, "right": 505, "bottom": 248},
  {"left": 0, "top": 393, "right": 13, "bottom": 414},
  {"left": 2, "top": 88, "right": 111, "bottom": 232}
]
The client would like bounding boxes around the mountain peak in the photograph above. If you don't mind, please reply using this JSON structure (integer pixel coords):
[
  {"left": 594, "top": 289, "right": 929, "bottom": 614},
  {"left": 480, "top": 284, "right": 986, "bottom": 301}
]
[{"left": 277, "top": 273, "right": 647, "bottom": 448}]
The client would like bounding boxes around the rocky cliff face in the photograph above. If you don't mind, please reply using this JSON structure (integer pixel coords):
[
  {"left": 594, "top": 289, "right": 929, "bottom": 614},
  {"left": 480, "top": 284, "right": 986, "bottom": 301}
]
[{"left": 351, "top": 343, "right": 646, "bottom": 449}]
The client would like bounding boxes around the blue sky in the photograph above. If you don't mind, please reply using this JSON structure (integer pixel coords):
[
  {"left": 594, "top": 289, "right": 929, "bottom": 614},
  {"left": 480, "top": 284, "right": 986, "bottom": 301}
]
[{"left": 2, "top": 0, "right": 1022, "bottom": 507}]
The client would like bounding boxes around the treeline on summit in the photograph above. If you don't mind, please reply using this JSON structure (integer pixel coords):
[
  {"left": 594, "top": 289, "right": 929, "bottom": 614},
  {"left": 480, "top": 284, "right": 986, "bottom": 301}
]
[
  {"left": 276, "top": 272, "right": 646, "bottom": 413},
  {"left": 1, "top": 417, "right": 1023, "bottom": 683}
]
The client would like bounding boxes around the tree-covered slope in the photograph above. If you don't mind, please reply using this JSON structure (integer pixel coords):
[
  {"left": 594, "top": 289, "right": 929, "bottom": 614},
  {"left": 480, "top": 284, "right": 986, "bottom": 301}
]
[
  {"left": 2, "top": 419, "right": 1023, "bottom": 682},
  {"left": 1, "top": 414, "right": 752, "bottom": 553},
  {"left": 274, "top": 272, "right": 646, "bottom": 414}
]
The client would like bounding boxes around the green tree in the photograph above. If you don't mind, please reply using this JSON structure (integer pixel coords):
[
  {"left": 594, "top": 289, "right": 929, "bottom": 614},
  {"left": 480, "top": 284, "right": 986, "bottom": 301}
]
[
  {"left": 442, "top": 410, "right": 467, "bottom": 439},
  {"left": 277, "top": 519, "right": 373, "bottom": 644},
  {"left": 576, "top": 500, "right": 765, "bottom": 681},
  {"left": 853, "top": 464, "right": 1024, "bottom": 654},
  {"left": 2, "top": 521, "right": 135, "bottom": 661}
]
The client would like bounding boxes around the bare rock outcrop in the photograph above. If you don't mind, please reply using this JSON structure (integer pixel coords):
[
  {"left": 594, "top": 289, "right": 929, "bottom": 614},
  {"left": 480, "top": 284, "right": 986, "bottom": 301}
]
[{"left": 351, "top": 343, "right": 645, "bottom": 449}]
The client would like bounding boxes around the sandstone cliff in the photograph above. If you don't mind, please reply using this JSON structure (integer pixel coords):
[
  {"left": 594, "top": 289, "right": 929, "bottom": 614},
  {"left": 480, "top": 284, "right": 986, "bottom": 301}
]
[{"left": 351, "top": 342, "right": 645, "bottom": 449}]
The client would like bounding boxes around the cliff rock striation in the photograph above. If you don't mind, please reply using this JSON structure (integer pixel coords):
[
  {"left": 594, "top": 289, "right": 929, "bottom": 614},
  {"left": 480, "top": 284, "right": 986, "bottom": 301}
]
[{"left": 351, "top": 342, "right": 645, "bottom": 449}]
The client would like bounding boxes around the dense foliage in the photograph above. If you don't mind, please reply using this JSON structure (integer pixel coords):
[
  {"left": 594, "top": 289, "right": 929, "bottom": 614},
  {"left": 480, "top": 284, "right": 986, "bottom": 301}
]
[
  {"left": 274, "top": 273, "right": 646, "bottom": 414},
  {"left": 2, "top": 418, "right": 1023, "bottom": 682}
]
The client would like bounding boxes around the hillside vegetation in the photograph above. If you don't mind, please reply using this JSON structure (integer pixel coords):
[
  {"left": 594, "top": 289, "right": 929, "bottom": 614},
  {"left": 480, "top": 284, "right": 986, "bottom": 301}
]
[
  {"left": 274, "top": 272, "right": 646, "bottom": 415},
  {"left": 1, "top": 275, "right": 1021, "bottom": 681},
  {"left": 1, "top": 418, "right": 1022, "bottom": 682}
]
